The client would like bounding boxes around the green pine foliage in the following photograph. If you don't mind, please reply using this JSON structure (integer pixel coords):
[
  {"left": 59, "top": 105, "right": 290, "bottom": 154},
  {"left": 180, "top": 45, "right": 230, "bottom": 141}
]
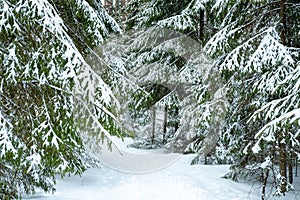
[
  {"left": 204, "top": 0, "right": 300, "bottom": 196},
  {"left": 123, "top": 0, "right": 299, "bottom": 197},
  {"left": 50, "top": 0, "right": 121, "bottom": 54},
  {"left": 122, "top": 0, "right": 226, "bottom": 154},
  {"left": 1, "top": 0, "right": 299, "bottom": 198},
  {"left": 0, "top": 0, "right": 120, "bottom": 198},
  {"left": 124, "top": 0, "right": 211, "bottom": 41}
]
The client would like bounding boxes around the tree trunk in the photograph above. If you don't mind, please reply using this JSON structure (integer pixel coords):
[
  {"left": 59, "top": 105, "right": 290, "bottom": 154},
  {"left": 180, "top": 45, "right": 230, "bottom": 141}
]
[
  {"left": 288, "top": 139, "right": 293, "bottom": 184},
  {"left": 199, "top": 9, "right": 204, "bottom": 41},
  {"left": 280, "top": 0, "right": 287, "bottom": 45},
  {"left": 174, "top": 107, "right": 179, "bottom": 132},
  {"left": 151, "top": 106, "right": 156, "bottom": 144},
  {"left": 261, "top": 169, "right": 269, "bottom": 200},
  {"left": 288, "top": 157, "right": 293, "bottom": 184},
  {"left": 278, "top": 131, "right": 287, "bottom": 193},
  {"left": 163, "top": 105, "right": 167, "bottom": 144},
  {"left": 296, "top": 156, "right": 298, "bottom": 177}
]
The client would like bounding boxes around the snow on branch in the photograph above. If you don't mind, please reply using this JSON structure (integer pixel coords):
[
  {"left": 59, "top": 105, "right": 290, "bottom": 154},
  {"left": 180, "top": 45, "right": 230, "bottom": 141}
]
[
  {"left": 204, "top": 23, "right": 244, "bottom": 58},
  {"left": 252, "top": 108, "right": 300, "bottom": 153},
  {"left": 158, "top": 0, "right": 207, "bottom": 31},
  {"left": 0, "top": 111, "right": 17, "bottom": 157},
  {"left": 158, "top": 15, "right": 194, "bottom": 31},
  {"left": 247, "top": 28, "right": 294, "bottom": 74},
  {"left": 74, "top": 0, "right": 121, "bottom": 44},
  {"left": 249, "top": 80, "right": 299, "bottom": 150},
  {"left": 0, "top": 0, "right": 21, "bottom": 32}
]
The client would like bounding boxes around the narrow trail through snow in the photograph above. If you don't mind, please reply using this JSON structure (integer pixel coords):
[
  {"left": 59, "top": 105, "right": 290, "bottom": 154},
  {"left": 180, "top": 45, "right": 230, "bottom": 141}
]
[
  {"left": 24, "top": 137, "right": 300, "bottom": 200},
  {"left": 97, "top": 137, "right": 182, "bottom": 173}
]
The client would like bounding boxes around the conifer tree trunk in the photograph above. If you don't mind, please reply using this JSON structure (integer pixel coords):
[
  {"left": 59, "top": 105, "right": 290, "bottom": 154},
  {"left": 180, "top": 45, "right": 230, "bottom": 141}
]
[
  {"left": 280, "top": 0, "right": 287, "bottom": 45},
  {"left": 152, "top": 106, "right": 156, "bottom": 144},
  {"left": 122, "top": 0, "right": 126, "bottom": 22},
  {"left": 288, "top": 155, "right": 293, "bottom": 184},
  {"left": 174, "top": 107, "right": 179, "bottom": 132},
  {"left": 163, "top": 106, "right": 167, "bottom": 144},
  {"left": 261, "top": 169, "right": 269, "bottom": 200},
  {"left": 278, "top": 131, "right": 287, "bottom": 192},
  {"left": 288, "top": 139, "right": 293, "bottom": 184},
  {"left": 278, "top": 1, "right": 288, "bottom": 192},
  {"left": 296, "top": 157, "right": 298, "bottom": 177},
  {"left": 199, "top": 9, "right": 204, "bottom": 41}
]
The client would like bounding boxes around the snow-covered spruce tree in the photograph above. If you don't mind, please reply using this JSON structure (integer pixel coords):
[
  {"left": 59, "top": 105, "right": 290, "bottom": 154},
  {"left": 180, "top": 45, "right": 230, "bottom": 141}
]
[
  {"left": 0, "top": 0, "right": 120, "bottom": 198},
  {"left": 97, "top": 27, "right": 186, "bottom": 144},
  {"left": 50, "top": 0, "right": 120, "bottom": 55},
  {"left": 123, "top": 0, "right": 227, "bottom": 156},
  {"left": 204, "top": 0, "right": 300, "bottom": 197},
  {"left": 50, "top": 0, "right": 123, "bottom": 152},
  {"left": 125, "top": 0, "right": 212, "bottom": 42}
]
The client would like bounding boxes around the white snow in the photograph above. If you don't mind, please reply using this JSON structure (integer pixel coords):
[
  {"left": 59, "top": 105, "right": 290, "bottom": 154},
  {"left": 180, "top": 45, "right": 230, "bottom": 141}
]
[
  {"left": 0, "top": 111, "right": 17, "bottom": 156},
  {"left": 98, "top": 136, "right": 182, "bottom": 173},
  {"left": 24, "top": 137, "right": 300, "bottom": 200}
]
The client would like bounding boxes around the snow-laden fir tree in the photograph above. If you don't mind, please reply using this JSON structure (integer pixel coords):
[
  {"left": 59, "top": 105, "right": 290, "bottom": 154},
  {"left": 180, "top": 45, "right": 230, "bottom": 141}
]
[
  {"left": 204, "top": 0, "right": 300, "bottom": 197},
  {"left": 123, "top": 0, "right": 300, "bottom": 197},
  {"left": 118, "top": 0, "right": 227, "bottom": 155},
  {"left": 92, "top": 27, "right": 186, "bottom": 145},
  {"left": 125, "top": 0, "right": 211, "bottom": 42},
  {"left": 0, "top": 0, "right": 120, "bottom": 198}
]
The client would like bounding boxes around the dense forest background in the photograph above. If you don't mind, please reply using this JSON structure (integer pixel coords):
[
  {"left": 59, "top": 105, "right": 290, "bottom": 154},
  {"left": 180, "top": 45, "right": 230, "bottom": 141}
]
[{"left": 0, "top": 0, "right": 299, "bottom": 199}]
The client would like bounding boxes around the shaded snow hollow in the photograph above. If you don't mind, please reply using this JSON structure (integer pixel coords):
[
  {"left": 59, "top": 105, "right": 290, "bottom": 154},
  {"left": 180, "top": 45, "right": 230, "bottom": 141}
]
[{"left": 24, "top": 137, "right": 300, "bottom": 200}]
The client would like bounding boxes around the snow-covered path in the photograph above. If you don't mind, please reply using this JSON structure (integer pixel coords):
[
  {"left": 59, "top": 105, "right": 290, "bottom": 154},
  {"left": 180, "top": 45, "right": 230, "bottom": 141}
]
[
  {"left": 23, "top": 156, "right": 249, "bottom": 200},
  {"left": 24, "top": 138, "right": 300, "bottom": 200}
]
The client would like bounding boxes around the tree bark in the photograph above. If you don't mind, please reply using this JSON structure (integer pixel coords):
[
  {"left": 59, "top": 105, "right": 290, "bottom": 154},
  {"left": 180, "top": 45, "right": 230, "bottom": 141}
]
[
  {"left": 288, "top": 139, "right": 293, "bottom": 184},
  {"left": 278, "top": 131, "right": 287, "bottom": 193},
  {"left": 296, "top": 156, "right": 298, "bottom": 177},
  {"left": 261, "top": 169, "right": 269, "bottom": 200},
  {"left": 174, "top": 107, "right": 179, "bottom": 132},
  {"left": 288, "top": 156, "right": 293, "bottom": 184},
  {"left": 121, "top": 0, "right": 127, "bottom": 23},
  {"left": 199, "top": 9, "right": 204, "bottom": 41},
  {"left": 280, "top": 0, "right": 287, "bottom": 45},
  {"left": 163, "top": 105, "right": 167, "bottom": 144},
  {"left": 151, "top": 106, "right": 156, "bottom": 144}
]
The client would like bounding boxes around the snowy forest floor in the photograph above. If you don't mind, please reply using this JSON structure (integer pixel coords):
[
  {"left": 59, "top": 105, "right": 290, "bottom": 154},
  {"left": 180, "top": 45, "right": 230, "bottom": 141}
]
[{"left": 24, "top": 137, "right": 300, "bottom": 200}]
